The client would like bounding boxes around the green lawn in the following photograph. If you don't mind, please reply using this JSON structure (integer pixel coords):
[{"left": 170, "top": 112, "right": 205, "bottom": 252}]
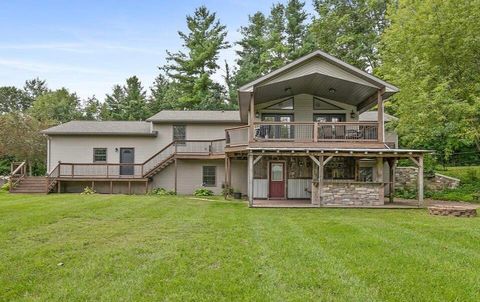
[{"left": 1, "top": 193, "right": 480, "bottom": 301}]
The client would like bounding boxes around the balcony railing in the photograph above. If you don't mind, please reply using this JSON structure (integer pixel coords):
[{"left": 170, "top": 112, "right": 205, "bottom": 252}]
[
  {"left": 226, "top": 122, "right": 379, "bottom": 146},
  {"left": 53, "top": 139, "right": 226, "bottom": 180}
]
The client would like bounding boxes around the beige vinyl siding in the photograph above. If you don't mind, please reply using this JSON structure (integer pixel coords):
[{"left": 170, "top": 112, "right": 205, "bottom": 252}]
[
  {"left": 150, "top": 159, "right": 248, "bottom": 195},
  {"left": 151, "top": 159, "right": 225, "bottom": 195},
  {"left": 48, "top": 123, "right": 236, "bottom": 173},
  {"left": 48, "top": 136, "right": 159, "bottom": 172}
]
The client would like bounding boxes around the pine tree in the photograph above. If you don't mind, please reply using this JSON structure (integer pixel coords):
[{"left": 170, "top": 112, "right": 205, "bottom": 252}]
[
  {"left": 121, "top": 76, "right": 149, "bottom": 121},
  {"left": 165, "top": 6, "right": 229, "bottom": 109},
  {"left": 285, "top": 0, "right": 310, "bottom": 60},
  {"left": 235, "top": 12, "right": 268, "bottom": 86},
  {"left": 266, "top": 4, "right": 287, "bottom": 70},
  {"left": 104, "top": 85, "right": 125, "bottom": 120}
]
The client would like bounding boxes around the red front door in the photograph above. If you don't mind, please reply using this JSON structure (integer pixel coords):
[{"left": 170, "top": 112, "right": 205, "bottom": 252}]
[{"left": 269, "top": 162, "right": 285, "bottom": 198}]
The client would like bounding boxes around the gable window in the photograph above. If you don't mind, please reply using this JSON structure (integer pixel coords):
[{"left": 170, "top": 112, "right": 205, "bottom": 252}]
[
  {"left": 93, "top": 148, "right": 107, "bottom": 162},
  {"left": 313, "top": 97, "right": 344, "bottom": 110},
  {"left": 173, "top": 125, "right": 186, "bottom": 142},
  {"left": 265, "top": 98, "right": 294, "bottom": 110},
  {"left": 202, "top": 166, "right": 216, "bottom": 187}
]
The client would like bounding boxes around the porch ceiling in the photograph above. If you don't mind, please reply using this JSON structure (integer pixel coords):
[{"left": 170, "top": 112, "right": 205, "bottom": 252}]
[
  {"left": 254, "top": 73, "right": 385, "bottom": 106},
  {"left": 238, "top": 73, "right": 395, "bottom": 122}
]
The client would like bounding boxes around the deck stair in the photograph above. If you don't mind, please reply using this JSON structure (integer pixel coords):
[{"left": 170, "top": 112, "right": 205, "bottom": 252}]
[
  {"left": 143, "top": 154, "right": 175, "bottom": 178},
  {"left": 10, "top": 176, "right": 47, "bottom": 194}
]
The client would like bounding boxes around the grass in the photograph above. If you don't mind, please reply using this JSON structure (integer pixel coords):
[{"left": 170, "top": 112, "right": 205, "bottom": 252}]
[
  {"left": 429, "top": 166, "right": 480, "bottom": 202},
  {"left": 1, "top": 193, "right": 480, "bottom": 301}
]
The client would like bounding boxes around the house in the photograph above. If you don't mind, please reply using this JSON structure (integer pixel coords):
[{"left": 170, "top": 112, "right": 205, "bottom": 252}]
[{"left": 12, "top": 50, "right": 428, "bottom": 207}]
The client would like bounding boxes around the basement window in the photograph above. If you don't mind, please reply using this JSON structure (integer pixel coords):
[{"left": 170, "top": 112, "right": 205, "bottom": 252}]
[
  {"left": 202, "top": 166, "right": 216, "bottom": 187},
  {"left": 93, "top": 148, "right": 107, "bottom": 162}
]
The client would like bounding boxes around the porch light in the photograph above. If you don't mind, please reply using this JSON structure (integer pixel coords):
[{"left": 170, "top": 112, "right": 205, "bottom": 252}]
[
  {"left": 350, "top": 110, "right": 356, "bottom": 119},
  {"left": 255, "top": 112, "right": 260, "bottom": 118},
  {"left": 328, "top": 88, "right": 336, "bottom": 94}
]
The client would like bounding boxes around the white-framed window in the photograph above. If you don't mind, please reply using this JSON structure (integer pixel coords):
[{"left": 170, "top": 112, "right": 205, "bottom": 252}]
[
  {"left": 359, "top": 167, "right": 374, "bottom": 182},
  {"left": 202, "top": 166, "right": 216, "bottom": 187},
  {"left": 93, "top": 148, "right": 107, "bottom": 162}
]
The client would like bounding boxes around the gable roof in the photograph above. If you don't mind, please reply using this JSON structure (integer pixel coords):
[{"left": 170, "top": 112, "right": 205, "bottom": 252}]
[
  {"left": 146, "top": 110, "right": 242, "bottom": 123},
  {"left": 41, "top": 121, "right": 157, "bottom": 136},
  {"left": 237, "top": 50, "right": 400, "bottom": 122},
  {"left": 239, "top": 50, "right": 399, "bottom": 93}
]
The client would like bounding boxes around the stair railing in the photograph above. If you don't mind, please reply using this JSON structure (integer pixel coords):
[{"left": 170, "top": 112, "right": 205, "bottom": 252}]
[
  {"left": 141, "top": 139, "right": 226, "bottom": 178},
  {"left": 142, "top": 141, "right": 177, "bottom": 177},
  {"left": 45, "top": 163, "right": 61, "bottom": 193},
  {"left": 9, "top": 161, "right": 27, "bottom": 192}
]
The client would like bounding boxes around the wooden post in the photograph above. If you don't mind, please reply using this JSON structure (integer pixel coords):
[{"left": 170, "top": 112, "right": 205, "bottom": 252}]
[
  {"left": 417, "top": 155, "right": 424, "bottom": 207},
  {"left": 128, "top": 181, "right": 132, "bottom": 195},
  {"left": 174, "top": 158, "right": 178, "bottom": 194},
  {"left": 71, "top": 164, "right": 74, "bottom": 178},
  {"left": 249, "top": 94, "right": 255, "bottom": 142},
  {"left": 387, "top": 158, "right": 396, "bottom": 203},
  {"left": 145, "top": 180, "right": 148, "bottom": 194},
  {"left": 318, "top": 155, "right": 324, "bottom": 207},
  {"left": 91, "top": 181, "right": 95, "bottom": 191},
  {"left": 57, "top": 180, "right": 61, "bottom": 193},
  {"left": 376, "top": 157, "right": 384, "bottom": 204},
  {"left": 377, "top": 89, "right": 384, "bottom": 143},
  {"left": 110, "top": 181, "right": 113, "bottom": 194},
  {"left": 247, "top": 152, "right": 253, "bottom": 207},
  {"left": 313, "top": 122, "right": 318, "bottom": 142}
]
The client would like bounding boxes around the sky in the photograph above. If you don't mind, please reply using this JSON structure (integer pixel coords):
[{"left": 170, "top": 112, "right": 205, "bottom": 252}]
[{"left": 0, "top": 0, "right": 315, "bottom": 100}]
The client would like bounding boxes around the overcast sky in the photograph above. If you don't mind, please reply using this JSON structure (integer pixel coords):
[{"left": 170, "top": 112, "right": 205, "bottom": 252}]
[{"left": 0, "top": 0, "right": 316, "bottom": 99}]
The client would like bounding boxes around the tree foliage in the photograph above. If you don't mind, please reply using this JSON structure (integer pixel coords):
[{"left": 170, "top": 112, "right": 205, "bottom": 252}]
[
  {"left": 310, "top": 0, "right": 392, "bottom": 71},
  {"left": 165, "top": 6, "right": 229, "bottom": 109},
  {"left": 29, "top": 88, "right": 82, "bottom": 123},
  {"left": 379, "top": 0, "right": 480, "bottom": 156}
]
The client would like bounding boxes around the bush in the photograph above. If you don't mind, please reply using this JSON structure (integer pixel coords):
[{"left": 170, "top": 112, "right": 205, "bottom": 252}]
[
  {"left": 81, "top": 186, "right": 96, "bottom": 195},
  {"left": 194, "top": 188, "right": 214, "bottom": 197},
  {"left": 1, "top": 182, "right": 9, "bottom": 191},
  {"left": 395, "top": 188, "right": 417, "bottom": 199},
  {"left": 151, "top": 187, "right": 176, "bottom": 196},
  {"left": 222, "top": 185, "right": 234, "bottom": 197}
]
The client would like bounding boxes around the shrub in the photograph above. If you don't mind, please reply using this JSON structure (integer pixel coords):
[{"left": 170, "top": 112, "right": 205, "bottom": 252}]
[
  {"left": 222, "top": 185, "right": 234, "bottom": 197},
  {"left": 395, "top": 188, "right": 417, "bottom": 199},
  {"left": 194, "top": 188, "right": 214, "bottom": 197},
  {"left": 81, "top": 186, "right": 96, "bottom": 195},
  {"left": 151, "top": 187, "right": 176, "bottom": 196},
  {"left": 1, "top": 182, "right": 9, "bottom": 191}
]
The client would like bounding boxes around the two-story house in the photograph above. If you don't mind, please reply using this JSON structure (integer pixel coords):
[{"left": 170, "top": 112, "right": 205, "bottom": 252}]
[{"left": 11, "top": 50, "right": 427, "bottom": 207}]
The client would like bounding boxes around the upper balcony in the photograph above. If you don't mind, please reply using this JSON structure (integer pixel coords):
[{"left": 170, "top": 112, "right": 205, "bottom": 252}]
[{"left": 225, "top": 121, "right": 383, "bottom": 150}]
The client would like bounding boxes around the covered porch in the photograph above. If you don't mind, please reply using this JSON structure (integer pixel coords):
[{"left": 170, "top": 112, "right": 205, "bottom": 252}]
[{"left": 225, "top": 148, "right": 430, "bottom": 208}]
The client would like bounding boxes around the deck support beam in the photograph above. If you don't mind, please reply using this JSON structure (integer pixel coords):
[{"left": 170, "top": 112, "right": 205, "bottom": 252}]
[
  {"left": 247, "top": 153, "right": 254, "bottom": 207},
  {"left": 377, "top": 89, "right": 384, "bottom": 143},
  {"left": 174, "top": 158, "right": 178, "bottom": 194},
  {"left": 417, "top": 155, "right": 424, "bottom": 207},
  {"left": 376, "top": 157, "right": 385, "bottom": 205}
]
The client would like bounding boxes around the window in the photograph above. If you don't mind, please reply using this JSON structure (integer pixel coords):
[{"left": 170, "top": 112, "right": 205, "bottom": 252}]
[
  {"left": 271, "top": 163, "right": 284, "bottom": 181},
  {"left": 173, "top": 125, "right": 186, "bottom": 143},
  {"left": 313, "top": 97, "right": 344, "bottom": 110},
  {"left": 324, "top": 157, "right": 355, "bottom": 180},
  {"left": 359, "top": 167, "right": 374, "bottom": 182},
  {"left": 313, "top": 114, "right": 346, "bottom": 122},
  {"left": 202, "top": 166, "right": 216, "bottom": 187},
  {"left": 93, "top": 148, "right": 107, "bottom": 162},
  {"left": 265, "top": 98, "right": 294, "bottom": 110}
]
